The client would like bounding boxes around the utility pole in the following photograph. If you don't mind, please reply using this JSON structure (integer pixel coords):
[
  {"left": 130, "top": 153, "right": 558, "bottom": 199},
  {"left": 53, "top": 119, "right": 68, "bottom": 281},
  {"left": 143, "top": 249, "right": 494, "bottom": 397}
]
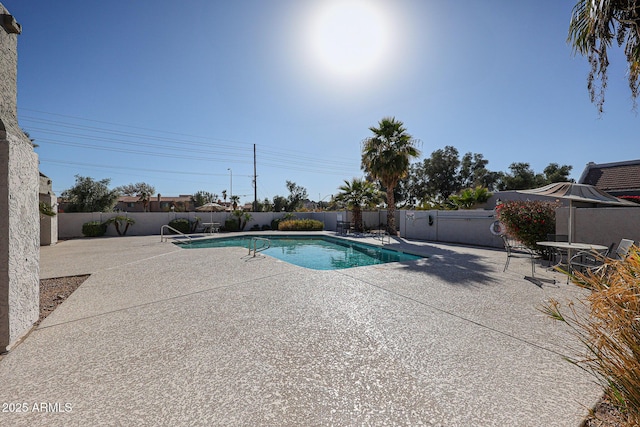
[
  {"left": 227, "top": 168, "right": 232, "bottom": 208},
  {"left": 253, "top": 144, "right": 258, "bottom": 212}
]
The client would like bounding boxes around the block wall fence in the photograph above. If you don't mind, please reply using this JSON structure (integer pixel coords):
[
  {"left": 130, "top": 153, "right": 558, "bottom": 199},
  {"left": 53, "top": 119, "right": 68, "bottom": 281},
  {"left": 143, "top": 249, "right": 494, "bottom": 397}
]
[{"left": 57, "top": 207, "right": 640, "bottom": 251}]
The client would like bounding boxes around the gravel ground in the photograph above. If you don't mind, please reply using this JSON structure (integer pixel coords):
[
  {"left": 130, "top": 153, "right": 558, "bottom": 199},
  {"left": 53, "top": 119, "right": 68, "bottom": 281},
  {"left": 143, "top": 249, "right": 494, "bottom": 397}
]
[{"left": 37, "top": 275, "right": 89, "bottom": 326}]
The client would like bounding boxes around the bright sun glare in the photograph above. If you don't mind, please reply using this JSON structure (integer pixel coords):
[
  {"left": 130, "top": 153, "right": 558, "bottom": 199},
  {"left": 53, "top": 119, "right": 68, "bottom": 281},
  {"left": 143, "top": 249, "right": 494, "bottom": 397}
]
[{"left": 306, "top": 0, "right": 393, "bottom": 82}]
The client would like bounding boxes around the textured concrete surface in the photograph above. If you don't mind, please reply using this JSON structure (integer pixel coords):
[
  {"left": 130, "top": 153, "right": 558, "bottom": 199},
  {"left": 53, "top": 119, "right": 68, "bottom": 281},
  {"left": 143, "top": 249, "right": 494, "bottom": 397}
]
[
  {"left": 0, "top": 2, "right": 40, "bottom": 352},
  {"left": 0, "top": 233, "right": 600, "bottom": 426}
]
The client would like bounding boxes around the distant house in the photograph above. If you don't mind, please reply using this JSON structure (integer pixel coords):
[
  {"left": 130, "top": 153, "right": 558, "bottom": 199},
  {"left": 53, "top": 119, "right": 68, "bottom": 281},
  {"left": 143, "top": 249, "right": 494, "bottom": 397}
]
[
  {"left": 115, "top": 194, "right": 195, "bottom": 212},
  {"left": 39, "top": 172, "right": 57, "bottom": 245},
  {"left": 578, "top": 160, "right": 640, "bottom": 201}
]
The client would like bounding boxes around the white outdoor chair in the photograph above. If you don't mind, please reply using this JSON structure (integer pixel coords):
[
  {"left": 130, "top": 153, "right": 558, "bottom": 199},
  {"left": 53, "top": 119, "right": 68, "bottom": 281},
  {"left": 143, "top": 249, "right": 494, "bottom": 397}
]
[
  {"left": 614, "top": 238, "right": 635, "bottom": 260},
  {"left": 502, "top": 235, "right": 535, "bottom": 272},
  {"left": 569, "top": 238, "right": 634, "bottom": 275}
]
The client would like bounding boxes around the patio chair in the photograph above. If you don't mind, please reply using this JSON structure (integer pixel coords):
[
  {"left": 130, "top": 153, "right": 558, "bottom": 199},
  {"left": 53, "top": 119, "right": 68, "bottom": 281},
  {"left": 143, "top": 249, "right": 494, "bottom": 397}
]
[
  {"left": 502, "top": 235, "right": 535, "bottom": 273},
  {"left": 613, "top": 238, "right": 635, "bottom": 260},
  {"left": 502, "top": 236, "right": 555, "bottom": 287},
  {"left": 569, "top": 238, "right": 634, "bottom": 275},
  {"left": 569, "top": 242, "right": 613, "bottom": 275}
]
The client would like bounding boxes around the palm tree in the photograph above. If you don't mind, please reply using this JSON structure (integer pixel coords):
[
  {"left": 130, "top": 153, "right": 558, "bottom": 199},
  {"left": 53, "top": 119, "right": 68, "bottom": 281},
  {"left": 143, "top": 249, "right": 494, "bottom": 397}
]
[
  {"left": 448, "top": 186, "right": 492, "bottom": 210},
  {"left": 230, "top": 195, "right": 240, "bottom": 211},
  {"left": 335, "top": 178, "right": 381, "bottom": 233},
  {"left": 361, "top": 117, "right": 421, "bottom": 235},
  {"left": 138, "top": 191, "right": 150, "bottom": 212},
  {"left": 568, "top": 0, "right": 640, "bottom": 112}
]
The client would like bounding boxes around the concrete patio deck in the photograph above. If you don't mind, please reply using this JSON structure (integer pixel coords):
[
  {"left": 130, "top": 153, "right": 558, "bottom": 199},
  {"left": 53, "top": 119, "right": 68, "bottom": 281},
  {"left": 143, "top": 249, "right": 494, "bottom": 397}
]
[{"left": 1, "top": 233, "right": 600, "bottom": 426}]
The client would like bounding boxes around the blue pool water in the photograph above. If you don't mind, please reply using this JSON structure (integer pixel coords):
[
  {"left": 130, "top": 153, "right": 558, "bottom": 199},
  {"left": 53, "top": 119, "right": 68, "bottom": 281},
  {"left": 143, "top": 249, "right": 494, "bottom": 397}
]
[{"left": 178, "top": 235, "right": 424, "bottom": 270}]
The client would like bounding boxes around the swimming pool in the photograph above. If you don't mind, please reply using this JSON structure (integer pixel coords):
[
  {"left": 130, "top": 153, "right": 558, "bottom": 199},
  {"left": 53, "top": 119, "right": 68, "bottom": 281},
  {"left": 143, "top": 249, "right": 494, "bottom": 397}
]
[{"left": 178, "top": 235, "right": 424, "bottom": 270}]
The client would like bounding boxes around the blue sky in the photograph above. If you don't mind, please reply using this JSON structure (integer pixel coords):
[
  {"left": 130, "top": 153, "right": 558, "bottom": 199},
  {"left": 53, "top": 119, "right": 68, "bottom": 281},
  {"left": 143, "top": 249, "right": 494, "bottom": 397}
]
[{"left": 5, "top": 0, "right": 639, "bottom": 205}]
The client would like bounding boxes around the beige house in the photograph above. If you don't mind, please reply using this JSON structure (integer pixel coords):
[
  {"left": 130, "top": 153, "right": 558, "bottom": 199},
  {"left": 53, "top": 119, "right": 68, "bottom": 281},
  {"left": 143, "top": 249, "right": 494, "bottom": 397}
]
[{"left": 115, "top": 194, "right": 195, "bottom": 212}]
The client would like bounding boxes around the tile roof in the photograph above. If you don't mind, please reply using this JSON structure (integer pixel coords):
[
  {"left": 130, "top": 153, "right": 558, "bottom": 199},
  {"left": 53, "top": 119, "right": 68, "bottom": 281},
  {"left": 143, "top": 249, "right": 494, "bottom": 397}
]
[
  {"left": 578, "top": 160, "right": 640, "bottom": 192},
  {"left": 117, "top": 195, "right": 193, "bottom": 203}
]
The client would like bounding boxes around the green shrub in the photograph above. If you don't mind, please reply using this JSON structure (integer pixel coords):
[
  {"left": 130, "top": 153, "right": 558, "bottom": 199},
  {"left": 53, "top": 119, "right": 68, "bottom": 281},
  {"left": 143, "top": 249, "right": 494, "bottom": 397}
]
[
  {"left": 271, "top": 213, "right": 296, "bottom": 230},
  {"left": 261, "top": 224, "right": 271, "bottom": 231},
  {"left": 168, "top": 218, "right": 190, "bottom": 234},
  {"left": 496, "top": 200, "right": 558, "bottom": 253},
  {"left": 82, "top": 221, "right": 107, "bottom": 237},
  {"left": 249, "top": 224, "right": 261, "bottom": 231},
  {"left": 231, "top": 211, "right": 252, "bottom": 231},
  {"left": 224, "top": 217, "right": 239, "bottom": 232},
  {"left": 278, "top": 219, "right": 323, "bottom": 231},
  {"left": 542, "top": 247, "right": 640, "bottom": 425},
  {"left": 39, "top": 202, "right": 56, "bottom": 217}
]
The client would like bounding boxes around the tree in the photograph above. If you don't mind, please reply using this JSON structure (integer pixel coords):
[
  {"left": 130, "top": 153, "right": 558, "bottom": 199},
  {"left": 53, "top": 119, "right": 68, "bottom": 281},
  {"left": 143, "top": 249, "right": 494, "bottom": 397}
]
[
  {"left": 231, "top": 210, "right": 252, "bottom": 230},
  {"left": 104, "top": 215, "right": 135, "bottom": 236},
  {"left": 285, "top": 180, "right": 308, "bottom": 212},
  {"left": 399, "top": 162, "right": 429, "bottom": 208},
  {"left": 257, "top": 197, "right": 273, "bottom": 212},
  {"left": 448, "top": 186, "right": 492, "bottom": 210},
  {"left": 61, "top": 175, "right": 120, "bottom": 213},
  {"left": 569, "top": 0, "right": 640, "bottom": 112},
  {"left": 421, "top": 145, "right": 462, "bottom": 200},
  {"left": 138, "top": 192, "right": 151, "bottom": 212},
  {"left": 543, "top": 163, "right": 573, "bottom": 183},
  {"left": 498, "top": 162, "right": 574, "bottom": 190},
  {"left": 498, "top": 163, "right": 546, "bottom": 190},
  {"left": 361, "top": 117, "right": 421, "bottom": 235},
  {"left": 230, "top": 195, "right": 240, "bottom": 210},
  {"left": 192, "top": 191, "right": 216, "bottom": 207},
  {"left": 115, "top": 182, "right": 155, "bottom": 197},
  {"left": 115, "top": 182, "right": 155, "bottom": 212},
  {"left": 335, "top": 178, "right": 382, "bottom": 232},
  {"left": 459, "top": 152, "right": 500, "bottom": 190},
  {"left": 272, "top": 195, "right": 287, "bottom": 212}
]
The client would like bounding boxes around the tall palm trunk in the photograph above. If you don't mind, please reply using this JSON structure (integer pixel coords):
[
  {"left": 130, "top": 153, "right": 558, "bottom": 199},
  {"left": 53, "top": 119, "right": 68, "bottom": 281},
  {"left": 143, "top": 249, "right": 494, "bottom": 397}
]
[
  {"left": 353, "top": 206, "right": 363, "bottom": 233},
  {"left": 385, "top": 185, "right": 396, "bottom": 235}
]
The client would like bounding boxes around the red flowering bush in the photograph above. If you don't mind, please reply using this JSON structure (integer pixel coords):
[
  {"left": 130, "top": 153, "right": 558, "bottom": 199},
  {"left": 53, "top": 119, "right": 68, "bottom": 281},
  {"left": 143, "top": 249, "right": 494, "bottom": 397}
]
[{"left": 496, "top": 200, "right": 559, "bottom": 252}]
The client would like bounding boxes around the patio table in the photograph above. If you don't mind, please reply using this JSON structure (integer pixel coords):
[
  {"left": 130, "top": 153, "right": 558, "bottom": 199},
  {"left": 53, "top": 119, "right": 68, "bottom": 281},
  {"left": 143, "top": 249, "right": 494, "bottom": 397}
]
[
  {"left": 536, "top": 241, "right": 608, "bottom": 275},
  {"left": 202, "top": 222, "right": 220, "bottom": 234},
  {"left": 537, "top": 241, "right": 608, "bottom": 262}
]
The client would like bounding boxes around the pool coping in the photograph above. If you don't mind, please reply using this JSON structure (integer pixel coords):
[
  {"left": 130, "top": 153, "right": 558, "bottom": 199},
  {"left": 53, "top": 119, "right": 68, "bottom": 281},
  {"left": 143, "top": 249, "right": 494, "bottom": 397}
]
[
  {"left": 173, "top": 232, "right": 426, "bottom": 270},
  {"left": 169, "top": 230, "right": 432, "bottom": 257}
]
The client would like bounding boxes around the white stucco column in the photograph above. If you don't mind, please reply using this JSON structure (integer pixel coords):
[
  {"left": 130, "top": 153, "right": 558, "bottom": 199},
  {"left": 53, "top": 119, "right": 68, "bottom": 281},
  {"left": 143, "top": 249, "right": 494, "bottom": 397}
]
[{"left": 0, "top": 4, "right": 40, "bottom": 352}]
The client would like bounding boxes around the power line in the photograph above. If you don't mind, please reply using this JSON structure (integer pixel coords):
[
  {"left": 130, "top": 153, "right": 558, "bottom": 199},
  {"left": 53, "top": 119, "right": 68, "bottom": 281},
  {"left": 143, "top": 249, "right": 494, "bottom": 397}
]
[
  {"left": 40, "top": 159, "right": 231, "bottom": 176},
  {"left": 20, "top": 107, "right": 254, "bottom": 146},
  {"left": 20, "top": 107, "right": 359, "bottom": 169},
  {"left": 38, "top": 139, "right": 356, "bottom": 175}
]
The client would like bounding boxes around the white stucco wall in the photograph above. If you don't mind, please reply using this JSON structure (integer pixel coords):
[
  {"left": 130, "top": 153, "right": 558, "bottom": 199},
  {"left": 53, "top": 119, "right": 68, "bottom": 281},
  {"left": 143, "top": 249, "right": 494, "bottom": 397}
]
[
  {"left": 556, "top": 206, "right": 640, "bottom": 247},
  {"left": 0, "top": 129, "right": 39, "bottom": 352},
  {"left": 0, "top": 3, "right": 40, "bottom": 352}
]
